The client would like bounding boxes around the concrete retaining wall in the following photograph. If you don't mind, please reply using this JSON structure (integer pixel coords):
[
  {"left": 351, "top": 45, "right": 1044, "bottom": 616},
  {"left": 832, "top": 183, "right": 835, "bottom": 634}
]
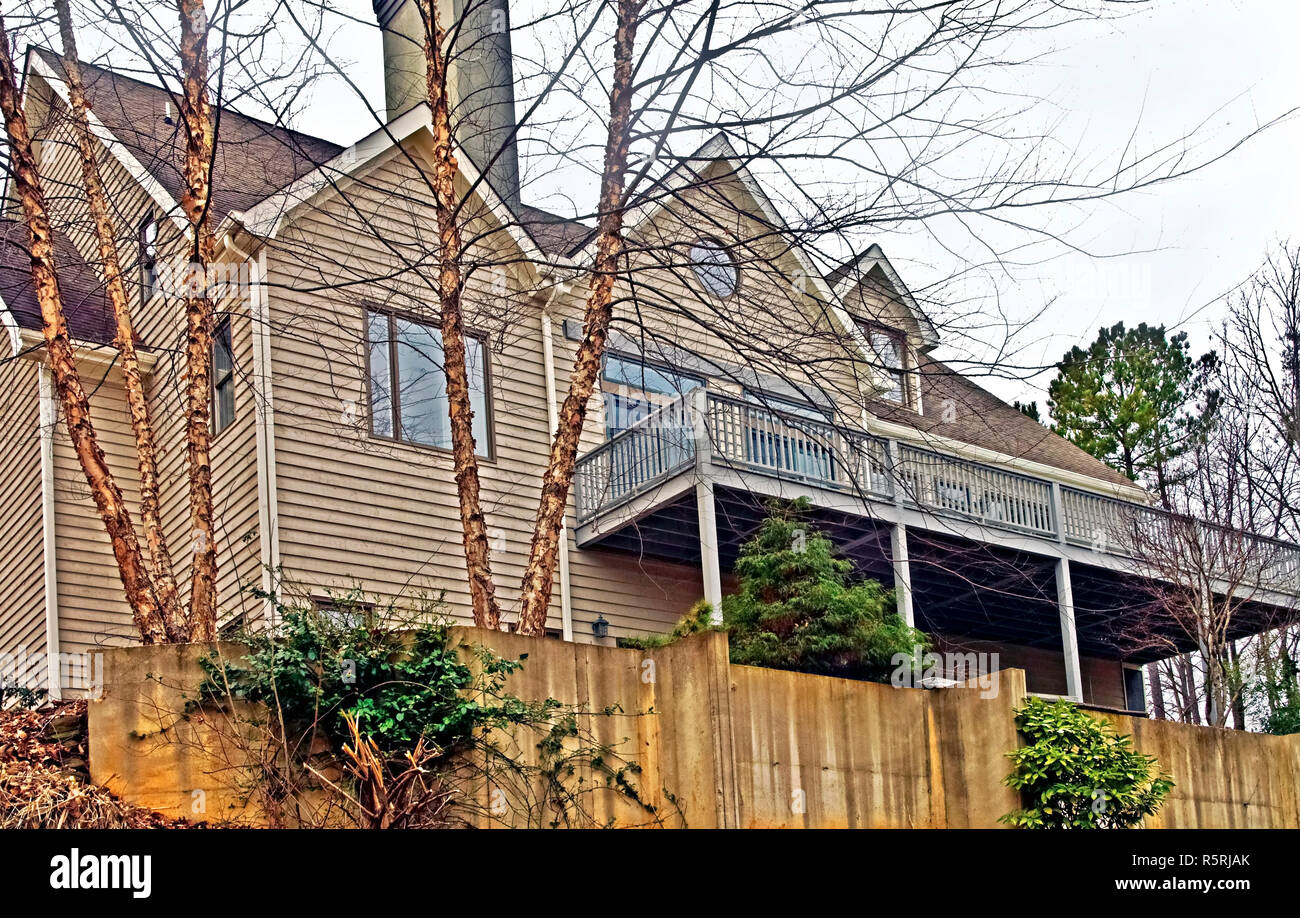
[{"left": 86, "top": 628, "right": 1300, "bottom": 828}]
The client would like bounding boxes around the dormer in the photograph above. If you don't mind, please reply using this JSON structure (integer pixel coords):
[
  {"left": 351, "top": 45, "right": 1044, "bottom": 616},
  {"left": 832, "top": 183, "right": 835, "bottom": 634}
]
[{"left": 830, "top": 245, "right": 937, "bottom": 414}]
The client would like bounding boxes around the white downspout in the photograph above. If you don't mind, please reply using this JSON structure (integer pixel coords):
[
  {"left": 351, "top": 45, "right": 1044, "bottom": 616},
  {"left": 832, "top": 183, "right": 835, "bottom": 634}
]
[
  {"left": 540, "top": 300, "right": 574, "bottom": 642},
  {"left": 37, "top": 365, "right": 61, "bottom": 700},
  {"left": 247, "top": 248, "right": 282, "bottom": 626}
]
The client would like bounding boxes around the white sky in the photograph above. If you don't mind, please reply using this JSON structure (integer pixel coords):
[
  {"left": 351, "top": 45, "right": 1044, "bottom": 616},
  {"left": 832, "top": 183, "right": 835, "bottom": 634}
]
[{"left": 110, "top": 0, "right": 1299, "bottom": 411}]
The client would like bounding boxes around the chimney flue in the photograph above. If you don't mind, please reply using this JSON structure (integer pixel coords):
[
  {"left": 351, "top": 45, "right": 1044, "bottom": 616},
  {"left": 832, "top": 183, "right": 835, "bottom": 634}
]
[{"left": 373, "top": 0, "right": 521, "bottom": 205}]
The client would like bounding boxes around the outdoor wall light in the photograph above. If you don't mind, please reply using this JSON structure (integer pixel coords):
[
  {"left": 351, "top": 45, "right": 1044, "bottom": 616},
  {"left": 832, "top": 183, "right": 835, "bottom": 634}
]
[{"left": 591, "top": 615, "right": 609, "bottom": 639}]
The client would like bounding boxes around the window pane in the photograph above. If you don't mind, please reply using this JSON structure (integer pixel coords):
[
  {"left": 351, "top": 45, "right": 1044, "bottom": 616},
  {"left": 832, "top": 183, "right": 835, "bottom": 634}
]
[
  {"left": 883, "top": 371, "right": 904, "bottom": 404},
  {"left": 464, "top": 334, "right": 489, "bottom": 450},
  {"left": 603, "top": 354, "right": 700, "bottom": 397},
  {"left": 390, "top": 315, "right": 490, "bottom": 455},
  {"left": 870, "top": 329, "right": 902, "bottom": 370},
  {"left": 214, "top": 321, "right": 233, "bottom": 376},
  {"left": 367, "top": 312, "right": 393, "bottom": 437},
  {"left": 689, "top": 240, "right": 738, "bottom": 298},
  {"left": 395, "top": 316, "right": 450, "bottom": 448},
  {"left": 216, "top": 379, "right": 235, "bottom": 433}
]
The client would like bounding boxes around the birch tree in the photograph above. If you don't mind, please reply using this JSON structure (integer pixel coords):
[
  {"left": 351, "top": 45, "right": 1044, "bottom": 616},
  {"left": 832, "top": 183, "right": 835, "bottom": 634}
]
[
  {"left": 0, "top": 11, "right": 169, "bottom": 641},
  {"left": 0, "top": 0, "right": 223, "bottom": 642}
]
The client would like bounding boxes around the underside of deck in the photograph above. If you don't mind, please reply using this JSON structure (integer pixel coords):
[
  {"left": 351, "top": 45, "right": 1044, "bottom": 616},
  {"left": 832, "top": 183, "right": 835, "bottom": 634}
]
[{"left": 578, "top": 483, "right": 1287, "bottom": 668}]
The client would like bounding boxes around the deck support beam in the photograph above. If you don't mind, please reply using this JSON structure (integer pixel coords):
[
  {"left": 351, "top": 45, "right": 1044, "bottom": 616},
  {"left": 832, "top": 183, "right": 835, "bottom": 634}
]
[
  {"left": 1055, "top": 556, "right": 1084, "bottom": 701},
  {"left": 890, "top": 523, "right": 914, "bottom": 627},
  {"left": 696, "top": 480, "right": 724, "bottom": 621},
  {"left": 692, "top": 388, "right": 724, "bottom": 622}
]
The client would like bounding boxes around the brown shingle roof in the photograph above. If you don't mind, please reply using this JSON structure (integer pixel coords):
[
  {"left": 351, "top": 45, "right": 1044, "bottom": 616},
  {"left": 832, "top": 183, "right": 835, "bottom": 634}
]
[
  {"left": 515, "top": 202, "right": 594, "bottom": 256},
  {"left": 0, "top": 216, "right": 116, "bottom": 346},
  {"left": 869, "top": 358, "right": 1136, "bottom": 489},
  {"left": 32, "top": 48, "right": 344, "bottom": 226}
]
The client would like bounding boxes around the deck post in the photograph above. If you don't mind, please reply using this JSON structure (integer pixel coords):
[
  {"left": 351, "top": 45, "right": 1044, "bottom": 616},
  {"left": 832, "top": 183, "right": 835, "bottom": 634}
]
[
  {"left": 1055, "top": 556, "right": 1084, "bottom": 701},
  {"left": 697, "top": 480, "right": 724, "bottom": 621},
  {"left": 693, "top": 388, "right": 724, "bottom": 622},
  {"left": 890, "top": 523, "right": 915, "bottom": 627}
]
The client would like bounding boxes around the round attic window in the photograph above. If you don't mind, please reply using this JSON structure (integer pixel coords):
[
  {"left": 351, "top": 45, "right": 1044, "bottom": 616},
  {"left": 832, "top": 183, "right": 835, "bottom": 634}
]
[{"left": 689, "top": 239, "right": 738, "bottom": 298}]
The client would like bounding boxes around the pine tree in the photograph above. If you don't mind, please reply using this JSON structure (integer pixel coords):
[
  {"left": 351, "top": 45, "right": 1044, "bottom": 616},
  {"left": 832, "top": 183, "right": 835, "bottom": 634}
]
[
  {"left": 1048, "top": 322, "right": 1218, "bottom": 502},
  {"left": 723, "top": 500, "right": 927, "bottom": 681}
]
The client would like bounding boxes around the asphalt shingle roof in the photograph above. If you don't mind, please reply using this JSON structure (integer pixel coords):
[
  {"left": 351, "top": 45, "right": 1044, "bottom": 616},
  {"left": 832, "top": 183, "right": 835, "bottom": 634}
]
[{"left": 0, "top": 216, "right": 115, "bottom": 346}]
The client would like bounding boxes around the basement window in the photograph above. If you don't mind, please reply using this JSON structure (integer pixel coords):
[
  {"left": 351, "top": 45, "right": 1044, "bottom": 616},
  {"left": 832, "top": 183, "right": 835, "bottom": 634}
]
[{"left": 212, "top": 317, "right": 235, "bottom": 435}]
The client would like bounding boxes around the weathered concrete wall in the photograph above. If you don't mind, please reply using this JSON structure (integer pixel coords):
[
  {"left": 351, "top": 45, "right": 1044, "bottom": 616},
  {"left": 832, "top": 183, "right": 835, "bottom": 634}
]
[
  {"left": 87, "top": 642, "right": 262, "bottom": 825},
  {"left": 1095, "top": 711, "right": 1300, "bottom": 828},
  {"left": 86, "top": 629, "right": 1300, "bottom": 828}
]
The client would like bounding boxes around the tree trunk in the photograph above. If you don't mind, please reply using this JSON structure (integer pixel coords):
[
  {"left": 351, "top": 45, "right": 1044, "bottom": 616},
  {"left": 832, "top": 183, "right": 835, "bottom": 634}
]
[
  {"left": 516, "top": 0, "right": 641, "bottom": 636},
  {"left": 177, "top": 0, "right": 219, "bottom": 641},
  {"left": 1178, "top": 655, "right": 1201, "bottom": 724},
  {"left": 55, "top": 0, "right": 187, "bottom": 643},
  {"left": 1228, "top": 641, "right": 1248, "bottom": 729},
  {"left": 1147, "top": 662, "right": 1167, "bottom": 719},
  {"left": 418, "top": 0, "right": 502, "bottom": 630},
  {"left": 0, "top": 19, "right": 167, "bottom": 644}
]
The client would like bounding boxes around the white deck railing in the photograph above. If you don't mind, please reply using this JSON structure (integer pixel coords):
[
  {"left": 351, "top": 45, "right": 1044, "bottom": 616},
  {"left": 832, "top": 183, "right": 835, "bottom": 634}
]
[{"left": 572, "top": 388, "right": 1300, "bottom": 590}]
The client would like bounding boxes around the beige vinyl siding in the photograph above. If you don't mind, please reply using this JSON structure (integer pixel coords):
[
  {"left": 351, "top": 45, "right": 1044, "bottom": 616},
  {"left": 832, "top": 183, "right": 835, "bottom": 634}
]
[
  {"left": 258, "top": 141, "right": 693, "bottom": 637},
  {"left": 0, "top": 356, "right": 48, "bottom": 689},
  {"left": 264, "top": 143, "right": 562, "bottom": 626},
  {"left": 49, "top": 363, "right": 138, "bottom": 652},
  {"left": 259, "top": 143, "right": 882, "bottom": 641}
]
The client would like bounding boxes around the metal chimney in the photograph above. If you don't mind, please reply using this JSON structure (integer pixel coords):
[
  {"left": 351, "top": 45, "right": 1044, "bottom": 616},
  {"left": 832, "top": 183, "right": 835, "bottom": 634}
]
[{"left": 373, "top": 0, "right": 521, "bottom": 205}]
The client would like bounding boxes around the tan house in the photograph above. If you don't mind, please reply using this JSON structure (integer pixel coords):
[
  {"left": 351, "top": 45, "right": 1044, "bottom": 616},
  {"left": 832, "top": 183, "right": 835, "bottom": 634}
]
[{"left": 2, "top": 2, "right": 1296, "bottom": 711}]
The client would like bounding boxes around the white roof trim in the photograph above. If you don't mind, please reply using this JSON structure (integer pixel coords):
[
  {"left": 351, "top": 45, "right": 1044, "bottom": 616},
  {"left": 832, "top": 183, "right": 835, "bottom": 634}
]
[
  {"left": 233, "top": 103, "right": 548, "bottom": 272},
  {"left": 26, "top": 51, "right": 187, "bottom": 232},
  {"left": 833, "top": 243, "right": 940, "bottom": 351},
  {"left": 1, "top": 319, "right": 158, "bottom": 373},
  {"left": 1, "top": 296, "right": 21, "bottom": 358}
]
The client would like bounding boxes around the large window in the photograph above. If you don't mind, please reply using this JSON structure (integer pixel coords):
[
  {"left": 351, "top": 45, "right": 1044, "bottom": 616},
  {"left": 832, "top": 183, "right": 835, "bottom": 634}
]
[
  {"left": 602, "top": 353, "right": 702, "bottom": 437},
  {"left": 367, "top": 310, "right": 491, "bottom": 456},
  {"left": 741, "top": 388, "right": 835, "bottom": 481},
  {"left": 212, "top": 317, "right": 235, "bottom": 435}
]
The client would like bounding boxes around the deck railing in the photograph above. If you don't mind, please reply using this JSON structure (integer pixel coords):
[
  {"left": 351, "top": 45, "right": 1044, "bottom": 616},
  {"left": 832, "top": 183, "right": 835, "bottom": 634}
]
[
  {"left": 572, "top": 388, "right": 1300, "bottom": 591},
  {"left": 574, "top": 393, "right": 697, "bottom": 522}
]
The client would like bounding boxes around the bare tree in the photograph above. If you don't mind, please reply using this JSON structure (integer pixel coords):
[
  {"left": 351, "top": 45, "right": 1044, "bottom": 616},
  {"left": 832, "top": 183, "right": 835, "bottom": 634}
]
[
  {"left": 417, "top": 0, "right": 503, "bottom": 629},
  {"left": 53, "top": 0, "right": 186, "bottom": 641},
  {"left": 1122, "top": 393, "right": 1300, "bottom": 727},
  {"left": 7, "top": 0, "right": 1290, "bottom": 649},
  {"left": 0, "top": 11, "right": 170, "bottom": 643},
  {"left": 0, "top": 0, "right": 225, "bottom": 642}
]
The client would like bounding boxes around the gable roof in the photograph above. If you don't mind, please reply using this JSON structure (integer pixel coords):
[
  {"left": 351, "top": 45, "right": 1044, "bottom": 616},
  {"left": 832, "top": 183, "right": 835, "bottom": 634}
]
[
  {"left": 0, "top": 216, "right": 115, "bottom": 346},
  {"left": 830, "top": 244, "right": 939, "bottom": 351},
  {"left": 29, "top": 48, "right": 345, "bottom": 226},
  {"left": 869, "top": 357, "right": 1136, "bottom": 490}
]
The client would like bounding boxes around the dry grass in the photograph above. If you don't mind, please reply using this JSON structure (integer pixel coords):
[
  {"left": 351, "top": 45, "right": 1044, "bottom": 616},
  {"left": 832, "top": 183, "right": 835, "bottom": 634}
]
[{"left": 0, "top": 701, "right": 190, "bottom": 829}]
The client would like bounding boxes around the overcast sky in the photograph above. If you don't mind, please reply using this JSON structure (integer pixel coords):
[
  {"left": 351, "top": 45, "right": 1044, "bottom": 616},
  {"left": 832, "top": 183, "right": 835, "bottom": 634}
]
[{"left": 223, "top": 0, "right": 1300, "bottom": 410}]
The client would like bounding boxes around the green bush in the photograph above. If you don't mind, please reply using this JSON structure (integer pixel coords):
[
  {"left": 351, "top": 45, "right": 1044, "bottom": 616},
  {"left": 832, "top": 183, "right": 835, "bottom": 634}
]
[
  {"left": 1002, "top": 696, "right": 1173, "bottom": 829},
  {"left": 624, "top": 499, "right": 927, "bottom": 682},
  {"left": 0, "top": 680, "right": 44, "bottom": 711},
  {"left": 202, "top": 591, "right": 671, "bottom": 828},
  {"left": 203, "top": 593, "right": 542, "bottom": 762}
]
